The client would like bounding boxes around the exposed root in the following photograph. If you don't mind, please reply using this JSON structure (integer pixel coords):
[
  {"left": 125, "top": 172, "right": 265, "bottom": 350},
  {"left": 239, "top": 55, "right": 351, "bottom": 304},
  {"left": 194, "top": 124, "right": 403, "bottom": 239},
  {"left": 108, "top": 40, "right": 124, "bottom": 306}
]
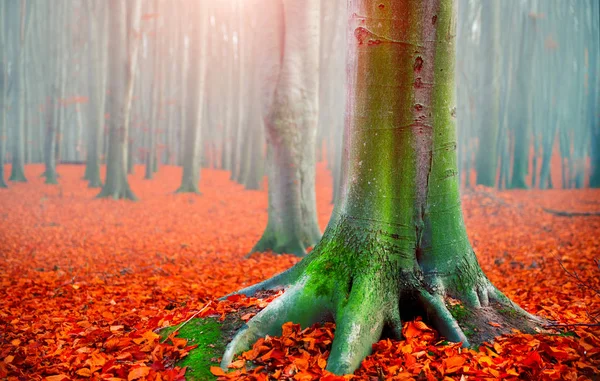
[
  {"left": 219, "top": 267, "right": 300, "bottom": 300},
  {"left": 326, "top": 278, "right": 387, "bottom": 375},
  {"left": 220, "top": 277, "right": 332, "bottom": 369},
  {"left": 420, "top": 290, "right": 470, "bottom": 345}
]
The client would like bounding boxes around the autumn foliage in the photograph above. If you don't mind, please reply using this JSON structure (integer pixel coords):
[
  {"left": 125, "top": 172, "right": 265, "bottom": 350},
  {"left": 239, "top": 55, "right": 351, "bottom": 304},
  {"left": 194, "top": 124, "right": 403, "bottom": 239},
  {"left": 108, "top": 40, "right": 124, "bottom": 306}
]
[{"left": 0, "top": 163, "right": 599, "bottom": 380}]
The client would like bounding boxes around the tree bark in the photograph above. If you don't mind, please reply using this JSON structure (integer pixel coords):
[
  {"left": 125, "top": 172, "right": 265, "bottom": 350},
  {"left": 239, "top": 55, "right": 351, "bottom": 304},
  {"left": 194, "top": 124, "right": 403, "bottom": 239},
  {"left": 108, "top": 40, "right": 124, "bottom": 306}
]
[
  {"left": 0, "top": 1, "right": 7, "bottom": 187},
  {"left": 220, "top": 0, "right": 541, "bottom": 376},
  {"left": 475, "top": 0, "right": 500, "bottom": 187},
  {"left": 84, "top": 0, "right": 107, "bottom": 188},
  {"left": 8, "top": 0, "right": 29, "bottom": 183},
  {"left": 250, "top": 0, "right": 321, "bottom": 257},
  {"left": 176, "top": 2, "right": 208, "bottom": 194},
  {"left": 97, "top": 0, "right": 142, "bottom": 200}
]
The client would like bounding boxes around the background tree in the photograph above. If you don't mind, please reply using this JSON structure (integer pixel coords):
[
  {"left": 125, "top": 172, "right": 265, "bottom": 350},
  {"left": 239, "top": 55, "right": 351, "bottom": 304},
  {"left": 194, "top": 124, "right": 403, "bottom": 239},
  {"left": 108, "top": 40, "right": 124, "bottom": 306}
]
[
  {"left": 7, "top": 0, "right": 32, "bottom": 183},
  {"left": 249, "top": 0, "right": 322, "bottom": 257},
  {"left": 97, "top": 0, "right": 142, "bottom": 200},
  {"left": 0, "top": 2, "right": 7, "bottom": 187},
  {"left": 176, "top": 2, "right": 209, "bottom": 194}
]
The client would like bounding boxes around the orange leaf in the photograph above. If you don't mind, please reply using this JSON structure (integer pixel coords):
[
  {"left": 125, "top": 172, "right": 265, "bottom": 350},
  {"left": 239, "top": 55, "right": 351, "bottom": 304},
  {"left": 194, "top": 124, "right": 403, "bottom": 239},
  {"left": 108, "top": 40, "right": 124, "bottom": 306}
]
[
  {"left": 443, "top": 355, "right": 466, "bottom": 373},
  {"left": 45, "top": 375, "right": 69, "bottom": 381},
  {"left": 76, "top": 368, "right": 92, "bottom": 377},
  {"left": 210, "top": 366, "right": 226, "bottom": 376},
  {"left": 128, "top": 366, "right": 150, "bottom": 381}
]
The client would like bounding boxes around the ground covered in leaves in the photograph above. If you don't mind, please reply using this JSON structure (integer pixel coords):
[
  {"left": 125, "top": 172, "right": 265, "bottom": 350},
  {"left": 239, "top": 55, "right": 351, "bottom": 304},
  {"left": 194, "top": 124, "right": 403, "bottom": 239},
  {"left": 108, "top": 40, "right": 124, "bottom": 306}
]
[{"left": 0, "top": 163, "right": 599, "bottom": 381}]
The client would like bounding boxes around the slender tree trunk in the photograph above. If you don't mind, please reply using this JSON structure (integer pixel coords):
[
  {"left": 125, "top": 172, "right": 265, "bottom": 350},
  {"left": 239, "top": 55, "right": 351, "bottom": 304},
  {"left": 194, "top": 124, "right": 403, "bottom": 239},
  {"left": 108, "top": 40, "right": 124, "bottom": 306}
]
[
  {"left": 509, "top": 13, "right": 537, "bottom": 189},
  {"left": 97, "top": 0, "right": 142, "bottom": 200},
  {"left": 250, "top": 0, "right": 321, "bottom": 257},
  {"left": 176, "top": 2, "right": 209, "bottom": 194},
  {"left": 9, "top": 0, "right": 29, "bottom": 182},
  {"left": 0, "top": 2, "right": 7, "bottom": 187},
  {"left": 475, "top": 0, "right": 500, "bottom": 187},
  {"left": 84, "top": 1, "right": 106, "bottom": 188}
]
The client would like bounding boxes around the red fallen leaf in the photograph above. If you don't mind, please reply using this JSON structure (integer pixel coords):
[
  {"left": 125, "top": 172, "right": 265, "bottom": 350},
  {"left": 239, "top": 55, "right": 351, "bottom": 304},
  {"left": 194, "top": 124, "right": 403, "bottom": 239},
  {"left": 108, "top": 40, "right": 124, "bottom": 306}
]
[
  {"left": 522, "top": 351, "right": 543, "bottom": 368},
  {"left": 128, "top": 366, "right": 151, "bottom": 381},
  {"left": 45, "top": 375, "right": 69, "bottom": 381},
  {"left": 210, "top": 366, "right": 226, "bottom": 376},
  {"left": 403, "top": 321, "right": 423, "bottom": 338},
  {"left": 488, "top": 321, "right": 502, "bottom": 328}
]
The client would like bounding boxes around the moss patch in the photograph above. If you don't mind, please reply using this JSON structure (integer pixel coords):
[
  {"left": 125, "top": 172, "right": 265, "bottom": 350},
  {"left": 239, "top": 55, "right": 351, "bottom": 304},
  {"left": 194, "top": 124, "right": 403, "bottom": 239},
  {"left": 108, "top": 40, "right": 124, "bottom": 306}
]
[
  {"left": 159, "top": 298, "right": 272, "bottom": 380},
  {"left": 160, "top": 318, "right": 225, "bottom": 381},
  {"left": 448, "top": 303, "right": 470, "bottom": 321}
]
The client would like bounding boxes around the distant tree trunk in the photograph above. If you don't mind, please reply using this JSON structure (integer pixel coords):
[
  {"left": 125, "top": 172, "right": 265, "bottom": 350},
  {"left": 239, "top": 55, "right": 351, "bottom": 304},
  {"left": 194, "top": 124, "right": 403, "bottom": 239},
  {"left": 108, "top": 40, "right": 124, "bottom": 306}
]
[
  {"left": 250, "top": 0, "right": 321, "bottom": 257},
  {"left": 145, "top": 0, "right": 161, "bottom": 180},
  {"left": 509, "top": 12, "right": 537, "bottom": 189},
  {"left": 243, "top": 122, "right": 264, "bottom": 190},
  {"left": 176, "top": 2, "right": 208, "bottom": 194},
  {"left": 475, "top": 0, "right": 500, "bottom": 187},
  {"left": 0, "top": 2, "right": 7, "bottom": 187},
  {"left": 97, "top": 0, "right": 142, "bottom": 200},
  {"left": 9, "top": 0, "right": 29, "bottom": 182},
  {"left": 43, "top": 96, "right": 58, "bottom": 184},
  {"left": 84, "top": 0, "right": 106, "bottom": 188}
]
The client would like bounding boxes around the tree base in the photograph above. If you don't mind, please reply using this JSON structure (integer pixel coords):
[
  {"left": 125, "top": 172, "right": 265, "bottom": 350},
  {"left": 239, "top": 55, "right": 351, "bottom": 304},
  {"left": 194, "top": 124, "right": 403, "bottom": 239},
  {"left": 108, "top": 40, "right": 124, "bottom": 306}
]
[
  {"left": 221, "top": 217, "right": 544, "bottom": 375},
  {"left": 45, "top": 176, "right": 59, "bottom": 185},
  {"left": 248, "top": 230, "right": 309, "bottom": 257},
  {"left": 96, "top": 187, "right": 138, "bottom": 201},
  {"left": 175, "top": 184, "right": 201, "bottom": 194},
  {"left": 88, "top": 178, "right": 103, "bottom": 188},
  {"left": 9, "top": 173, "right": 27, "bottom": 182}
]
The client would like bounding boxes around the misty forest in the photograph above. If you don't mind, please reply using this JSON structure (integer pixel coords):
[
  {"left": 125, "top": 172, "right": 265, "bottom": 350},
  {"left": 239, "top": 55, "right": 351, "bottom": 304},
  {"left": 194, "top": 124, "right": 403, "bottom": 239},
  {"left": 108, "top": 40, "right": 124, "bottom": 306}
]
[{"left": 0, "top": 0, "right": 599, "bottom": 380}]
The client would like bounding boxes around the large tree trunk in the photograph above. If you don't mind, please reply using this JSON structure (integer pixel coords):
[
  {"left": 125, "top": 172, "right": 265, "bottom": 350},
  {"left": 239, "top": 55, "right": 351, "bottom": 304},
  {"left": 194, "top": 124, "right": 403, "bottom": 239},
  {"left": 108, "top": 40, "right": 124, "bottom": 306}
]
[
  {"left": 250, "top": 0, "right": 321, "bottom": 257},
  {"left": 97, "top": 0, "right": 142, "bottom": 200},
  {"left": 220, "top": 0, "right": 541, "bottom": 376}
]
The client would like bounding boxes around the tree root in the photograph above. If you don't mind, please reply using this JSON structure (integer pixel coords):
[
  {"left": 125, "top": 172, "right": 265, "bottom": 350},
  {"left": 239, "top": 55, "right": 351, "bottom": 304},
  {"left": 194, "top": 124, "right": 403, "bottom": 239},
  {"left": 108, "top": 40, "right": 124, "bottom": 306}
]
[
  {"left": 220, "top": 276, "right": 332, "bottom": 368},
  {"left": 220, "top": 262, "right": 543, "bottom": 375},
  {"left": 219, "top": 266, "right": 301, "bottom": 300}
]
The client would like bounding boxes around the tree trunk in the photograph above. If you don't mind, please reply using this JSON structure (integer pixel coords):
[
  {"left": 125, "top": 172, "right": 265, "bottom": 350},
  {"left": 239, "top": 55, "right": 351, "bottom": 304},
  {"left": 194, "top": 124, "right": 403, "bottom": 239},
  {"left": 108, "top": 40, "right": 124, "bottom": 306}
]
[
  {"left": 9, "top": 0, "right": 29, "bottom": 183},
  {"left": 84, "top": 0, "right": 106, "bottom": 188},
  {"left": 176, "top": 2, "right": 208, "bottom": 194},
  {"left": 97, "top": 0, "right": 142, "bottom": 200},
  {"left": 250, "top": 0, "right": 321, "bottom": 257},
  {"left": 221, "top": 0, "right": 541, "bottom": 376},
  {"left": 0, "top": 2, "right": 7, "bottom": 187},
  {"left": 475, "top": 0, "right": 500, "bottom": 187}
]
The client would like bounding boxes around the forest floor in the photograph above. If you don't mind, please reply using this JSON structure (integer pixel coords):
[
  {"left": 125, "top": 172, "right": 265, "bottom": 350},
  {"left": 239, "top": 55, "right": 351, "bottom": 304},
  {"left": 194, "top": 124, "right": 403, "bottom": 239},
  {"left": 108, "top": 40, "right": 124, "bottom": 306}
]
[{"left": 0, "top": 163, "right": 599, "bottom": 381}]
